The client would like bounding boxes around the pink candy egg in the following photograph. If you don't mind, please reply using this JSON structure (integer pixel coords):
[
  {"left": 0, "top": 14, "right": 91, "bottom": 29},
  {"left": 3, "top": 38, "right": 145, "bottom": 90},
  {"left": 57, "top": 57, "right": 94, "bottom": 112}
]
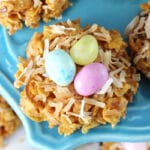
[
  {"left": 122, "top": 142, "right": 148, "bottom": 150},
  {"left": 74, "top": 63, "right": 109, "bottom": 96}
]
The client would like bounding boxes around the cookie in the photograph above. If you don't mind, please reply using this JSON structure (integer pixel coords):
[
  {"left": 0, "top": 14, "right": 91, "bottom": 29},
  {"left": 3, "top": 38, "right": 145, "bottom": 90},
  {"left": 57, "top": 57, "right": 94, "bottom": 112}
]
[
  {"left": 0, "top": 96, "right": 20, "bottom": 145},
  {"left": 125, "top": 1, "right": 150, "bottom": 79},
  {"left": 0, "top": 0, "right": 70, "bottom": 34},
  {"left": 14, "top": 19, "right": 139, "bottom": 136}
]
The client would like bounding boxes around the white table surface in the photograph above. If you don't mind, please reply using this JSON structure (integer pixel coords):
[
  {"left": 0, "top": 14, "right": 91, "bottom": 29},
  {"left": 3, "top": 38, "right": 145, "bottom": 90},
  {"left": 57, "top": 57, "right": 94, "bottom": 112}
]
[{"left": 0, "top": 126, "right": 100, "bottom": 150}]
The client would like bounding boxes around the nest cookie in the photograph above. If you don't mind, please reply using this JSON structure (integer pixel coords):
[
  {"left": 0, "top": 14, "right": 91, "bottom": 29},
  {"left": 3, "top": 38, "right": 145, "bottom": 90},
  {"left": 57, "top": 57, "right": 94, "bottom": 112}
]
[
  {"left": 0, "top": 96, "right": 20, "bottom": 145},
  {"left": 0, "top": 0, "right": 70, "bottom": 34},
  {"left": 125, "top": 2, "right": 150, "bottom": 79},
  {"left": 14, "top": 20, "right": 139, "bottom": 136}
]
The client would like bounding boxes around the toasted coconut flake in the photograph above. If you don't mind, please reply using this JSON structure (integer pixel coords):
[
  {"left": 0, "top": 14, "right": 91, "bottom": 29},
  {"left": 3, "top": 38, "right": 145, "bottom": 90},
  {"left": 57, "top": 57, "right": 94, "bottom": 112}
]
[
  {"left": 24, "top": 69, "right": 34, "bottom": 85},
  {"left": 50, "top": 25, "right": 76, "bottom": 34},
  {"left": 133, "top": 54, "right": 146, "bottom": 64},
  {"left": 96, "top": 78, "right": 113, "bottom": 95},
  {"left": 66, "top": 112, "right": 81, "bottom": 118},
  {"left": 81, "top": 112, "right": 92, "bottom": 124},
  {"left": 145, "top": 13, "right": 150, "bottom": 39},
  {"left": 49, "top": 37, "right": 60, "bottom": 49},
  {"left": 63, "top": 98, "right": 75, "bottom": 112},
  {"left": 110, "top": 66, "right": 124, "bottom": 76},
  {"left": 61, "top": 114, "right": 72, "bottom": 124},
  {"left": 147, "top": 72, "right": 150, "bottom": 78},
  {"left": 111, "top": 76, "right": 123, "bottom": 88},
  {"left": 99, "top": 48, "right": 112, "bottom": 69},
  {"left": 86, "top": 24, "right": 98, "bottom": 33},
  {"left": 54, "top": 86, "right": 72, "bottom": 98},
  {"left": 134, "top": 17, "right": 146, "bottom": 33},
  {"left": 107, "top": 86, "right": 114, "bottom": 97},
  {"left": 83, "top": 98, "right": 105, "bottom": 108},
  {"left": 132, "top": 74, "right": 141, "bottom": 81},
  {"left": 32, "top": 67, "right": 45, "bottom": 75},
  {"left": 120, "top": 56, "right": 131, "bottom": 67},
  {"left": 49, "top": 102, "right": 63, "bottom": 117},
  {"left": 33, "top": 0, "right": 41, "bottom": 8},
  {"left": 94, "top": 32, "right": 111, "bottom": 42},
  {"left": 67, "top": 19, "right": 73, "bottom": 26},
  {"left": 119, "top": 70, "right": 126, "bottom": 83},
  {"left": 66, "top": 111, "right": 92, "bottom": 123},
  {"left": 17, "top": 60, "right": 33, "bottom": 81},
  {"left": 42, "top": 84, "right": 52, "bottom": 92},
  {"left": 125, "top": 16, "right": 139, "bottom": 35},
  {"left": 35, "top": 55, "right": 44, "bottom": 66},
  {"left": 43, "top": 39, "right": 49, "bottom": 58},
  {"left": 147, "top": 55, "right": 150, "bottom": 63},
  {"left": 33, "top": 94, "right": 46, "bottom": 102},
  {"left": 50, "top": 0, "right": 55, "bottom": 3},
  {"left": 141, "top": 41, "right": 150, "bottom": 53},
  {"left": 80, "top": 100, "right": 85, "bottom": 118}
]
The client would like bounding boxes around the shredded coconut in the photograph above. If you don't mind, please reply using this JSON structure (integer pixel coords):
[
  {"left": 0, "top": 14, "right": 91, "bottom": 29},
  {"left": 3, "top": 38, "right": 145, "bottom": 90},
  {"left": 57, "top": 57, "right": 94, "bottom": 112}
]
[
  {"left": 125, "top": 16, "right": 139, "bottom": 35},
  {"left": 63, "top": 98, "right": 75, "bottom": 112},
  {"left": 145, "top": 13, "right": 150, "bottom": 39},
  {"left": 43, "top": 39, "right": 49, "bottom": 59},
  {"left": 33, "top": 94, "right": 46, "bottom": 102},
  {"left": 66, "top": 112, "right": 81, "bottom": 118},
  {"left": 17, "top": 60, "right": 33, "bottom": 80},
  {"left": 67, "top": 19, "right": 73, "bottom": 26},
  {"left": 141, "top": 41, "right": 150, "bottom": 53},
  {"left": 83, "top": 98, "right": 105, "bottom": 108},
  {"left": 110, "top": 66, "right": 124, "bottom": 76},
  {"left": 111, "top": 76, "right": 123, "bottom": 88},
  {"left": 86, "top": 24, "right": 98, "bottom": 33},
  {"left": 119, "top": 70, "right": 126, "bottom": 83},
  {"left": 132, "top": 74, "right": 141, "bottom": 81},
  {"left": 61, "top": 114, "right": 72, "bottom": 124},
  {"left": 96, "top": 78, "right": 113, "bottom": 95},
  {"left": 33, "top": 0, "right": 40, "bottom": 8},
  {"left": 134, "top": 17, "right": 146, "bottom": 33},
  {"left": 134, "top": 54, "right": 146, "bottom": 64},
  {"left": 147, "top": 72, "right": 150, "bottom": 78},
  {"left": 49, "top": 102, "right": 63, "bottom": 117},
  {"left": 99, "top": 48, "right": 112, "bottom": 69},
  {"left": 147, "top": 55, "right": 150, "bottom": 63},
  {"left": 80, "top": 100, "right": 85, "bottom": 118},
  {"left": 120, "top": 56, "right": 131, "bottom": 67},
  {"left": 50, "top": 25, "right": 76, "bottom": 34}
]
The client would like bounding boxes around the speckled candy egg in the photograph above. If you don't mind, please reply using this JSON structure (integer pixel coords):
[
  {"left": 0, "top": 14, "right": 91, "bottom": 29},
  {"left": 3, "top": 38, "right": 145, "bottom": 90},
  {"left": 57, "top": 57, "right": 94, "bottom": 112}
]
[
  {"left": 45, "top": 49, "right": 76, "bottom": 86},
  {"left": 74, "top": 63, "right": 109, "bottom": 96}
]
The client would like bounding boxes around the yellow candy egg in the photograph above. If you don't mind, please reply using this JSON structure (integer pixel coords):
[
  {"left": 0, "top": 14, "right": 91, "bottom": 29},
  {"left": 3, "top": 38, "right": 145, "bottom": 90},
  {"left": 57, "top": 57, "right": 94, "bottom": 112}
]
[{"left": 70, "top": 35, "right": 99, "bottom": 65}]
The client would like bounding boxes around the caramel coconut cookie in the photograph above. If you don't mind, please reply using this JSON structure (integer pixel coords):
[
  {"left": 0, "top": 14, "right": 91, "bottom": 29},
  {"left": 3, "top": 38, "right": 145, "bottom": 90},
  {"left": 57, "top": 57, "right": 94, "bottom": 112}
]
[
  {"left": 125, "top": 2, "right": 150, "bottom": 79},
  {"left": 101, "top": 142, "right": 124, "bottom": 150},
  {"left": 0, "top": 0, "right": 70, "bottom": 34},
  {"left": 14, "top": 20, "right": 139, "bottom": 136},
  {"left": 0, "top": 96, "right": 20, "bottom": 145}
]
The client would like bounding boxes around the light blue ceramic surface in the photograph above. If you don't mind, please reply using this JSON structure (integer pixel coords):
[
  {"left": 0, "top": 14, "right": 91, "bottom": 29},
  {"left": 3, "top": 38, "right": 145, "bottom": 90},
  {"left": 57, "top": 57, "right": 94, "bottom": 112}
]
[{"left": 0, "top": 0, "right": 150, "bottom": 150}]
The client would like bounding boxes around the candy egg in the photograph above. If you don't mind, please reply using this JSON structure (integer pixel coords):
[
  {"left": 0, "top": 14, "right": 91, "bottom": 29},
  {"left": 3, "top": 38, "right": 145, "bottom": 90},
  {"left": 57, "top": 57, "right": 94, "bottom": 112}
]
[
  {"left": 70, "top": 35, "right": 99, "bottom": 65},
  {"left": 74, "top": 63, "right": 109, "bottom": 96},
  {"left": 45, "top": 49, "right": 76, "bottom": 86},
  {"left": 122, "top": 143, "right": 147, "bottom": 150}
]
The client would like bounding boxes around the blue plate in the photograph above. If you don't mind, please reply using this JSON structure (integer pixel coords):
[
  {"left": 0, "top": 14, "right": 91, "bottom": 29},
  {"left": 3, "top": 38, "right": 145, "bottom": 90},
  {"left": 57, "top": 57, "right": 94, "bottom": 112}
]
[{"left": 0, "top": 0, "right": 150, "bottom": 150}]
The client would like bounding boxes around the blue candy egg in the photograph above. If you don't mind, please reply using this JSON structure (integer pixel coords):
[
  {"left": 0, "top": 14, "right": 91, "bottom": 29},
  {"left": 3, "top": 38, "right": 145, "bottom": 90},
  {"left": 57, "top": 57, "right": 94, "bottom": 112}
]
[{"left": 45, "top": 49, "right": 76, "bottom": 86}]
